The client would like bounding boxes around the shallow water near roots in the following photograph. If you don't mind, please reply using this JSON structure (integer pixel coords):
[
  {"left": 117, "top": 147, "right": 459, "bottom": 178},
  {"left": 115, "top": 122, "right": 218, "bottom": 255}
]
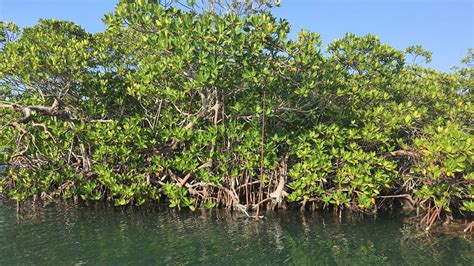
[{"left": 0, "top": 200, "right": 472, "bottom": 265}]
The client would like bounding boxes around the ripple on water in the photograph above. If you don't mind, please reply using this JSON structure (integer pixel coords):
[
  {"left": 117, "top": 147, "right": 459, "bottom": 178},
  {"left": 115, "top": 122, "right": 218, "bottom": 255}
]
[{"left": 0, "top": 201, "right": 472, "bottom": 265}]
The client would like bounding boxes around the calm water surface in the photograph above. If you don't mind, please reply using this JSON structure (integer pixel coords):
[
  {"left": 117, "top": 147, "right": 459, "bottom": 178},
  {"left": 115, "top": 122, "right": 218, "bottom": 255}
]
[{"left": 0, "top": 200, "right": 472, "bottom": 265}]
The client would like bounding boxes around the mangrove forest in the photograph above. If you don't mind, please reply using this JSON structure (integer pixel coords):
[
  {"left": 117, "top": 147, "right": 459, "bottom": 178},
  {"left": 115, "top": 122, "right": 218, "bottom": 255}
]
[{"left": 0, "top": 0, "right": 472, "bottom": 232}]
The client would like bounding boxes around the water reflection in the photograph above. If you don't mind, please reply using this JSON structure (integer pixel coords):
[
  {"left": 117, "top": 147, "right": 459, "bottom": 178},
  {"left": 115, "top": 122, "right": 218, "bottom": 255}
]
[{"left": 0, "top": 200, "right": 472, "bottom": 265}]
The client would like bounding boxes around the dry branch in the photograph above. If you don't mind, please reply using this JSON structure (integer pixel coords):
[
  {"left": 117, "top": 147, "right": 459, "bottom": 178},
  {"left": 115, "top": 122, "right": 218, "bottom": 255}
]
[{"left": 0, "top": 99, "right": 61, "bottom": 123}]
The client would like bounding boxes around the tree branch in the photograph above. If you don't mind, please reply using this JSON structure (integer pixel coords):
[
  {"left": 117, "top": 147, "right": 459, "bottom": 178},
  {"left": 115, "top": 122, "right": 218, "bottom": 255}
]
[{"left": 0, "top": 99, "right": 60, "bottom": 123}]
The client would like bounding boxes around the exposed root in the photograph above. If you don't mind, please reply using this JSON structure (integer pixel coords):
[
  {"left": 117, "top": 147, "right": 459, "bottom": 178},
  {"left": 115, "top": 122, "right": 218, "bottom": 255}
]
[
  {"left": 422, "top": 195, "right": 447, "bottom": 231},
  {"left": 464, "top": 221, "right": 474, "bottom": 233}
]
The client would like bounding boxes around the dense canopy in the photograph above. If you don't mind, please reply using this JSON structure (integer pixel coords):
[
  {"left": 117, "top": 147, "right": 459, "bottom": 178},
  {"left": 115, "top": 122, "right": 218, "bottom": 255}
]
[{"left": 0, "top": 1, "right": 472, "bottom": 227}]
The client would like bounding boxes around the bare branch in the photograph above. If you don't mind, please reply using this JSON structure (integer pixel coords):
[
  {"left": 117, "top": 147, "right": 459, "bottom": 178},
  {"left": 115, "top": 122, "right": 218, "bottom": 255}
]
[{"left": 0, "top": 99, "right": 60, "bottom": 123}]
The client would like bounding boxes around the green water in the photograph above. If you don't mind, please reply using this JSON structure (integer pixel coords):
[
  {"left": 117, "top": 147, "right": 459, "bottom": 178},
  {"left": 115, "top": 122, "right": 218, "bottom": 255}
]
[{"left": 0, "top": 200, "right": 472, "bottom": 265}]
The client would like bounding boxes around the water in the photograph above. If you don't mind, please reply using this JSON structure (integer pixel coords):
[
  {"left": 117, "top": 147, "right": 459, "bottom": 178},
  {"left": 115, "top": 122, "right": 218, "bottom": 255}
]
[{"left": 0, "top": 200, "right": 472, "bottom": 265}]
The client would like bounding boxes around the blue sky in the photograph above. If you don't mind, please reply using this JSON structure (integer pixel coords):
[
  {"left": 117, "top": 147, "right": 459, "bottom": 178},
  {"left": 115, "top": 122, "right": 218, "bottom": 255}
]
[{"left": 1, "top": 0, "right": 472, "bottom": 72}]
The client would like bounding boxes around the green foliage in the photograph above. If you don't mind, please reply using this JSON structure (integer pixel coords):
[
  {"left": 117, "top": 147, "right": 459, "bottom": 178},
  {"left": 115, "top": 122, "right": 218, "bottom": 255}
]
[
  {"left": 408, "top": 123, "right": 473, "bottom": 213},
  {"left": 0, "top": 1, "right": 472, "bottom": 220},
  {"left": 0, "top": 21, "right": 19, "bottom": 45},
  {"left": 406, "top": 44, "right": 432, "bottom": 64},
  {"left": 288, "top": 124, "right": 397, "bottom": 210}
]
